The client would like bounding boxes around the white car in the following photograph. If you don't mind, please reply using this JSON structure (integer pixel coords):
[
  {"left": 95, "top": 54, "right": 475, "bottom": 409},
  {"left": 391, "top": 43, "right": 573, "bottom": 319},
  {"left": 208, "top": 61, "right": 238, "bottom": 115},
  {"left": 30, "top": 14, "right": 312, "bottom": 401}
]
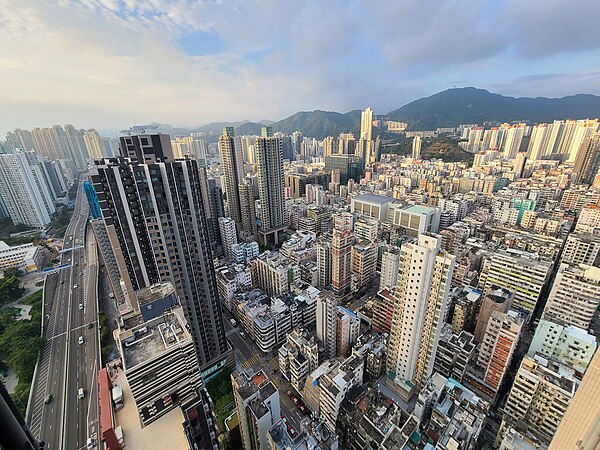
[
  {"left": 73, "top": 284, "right": 78, "bottom": 289},
  {"left": 78, "top": 303, "right": 83, "bottom": 310},
  {"left": 78, "top": 336, "right": 84, "bottom": 344}
]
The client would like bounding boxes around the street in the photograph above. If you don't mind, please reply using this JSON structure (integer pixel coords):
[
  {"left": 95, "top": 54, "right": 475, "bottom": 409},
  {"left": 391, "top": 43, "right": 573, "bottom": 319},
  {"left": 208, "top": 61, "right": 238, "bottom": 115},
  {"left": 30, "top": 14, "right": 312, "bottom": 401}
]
[
  {"left": 27, "top": 183, "right": 101, "bottom": 450},
  {"left": 223, "top": 311, "right": 307, "bottom": 430}
]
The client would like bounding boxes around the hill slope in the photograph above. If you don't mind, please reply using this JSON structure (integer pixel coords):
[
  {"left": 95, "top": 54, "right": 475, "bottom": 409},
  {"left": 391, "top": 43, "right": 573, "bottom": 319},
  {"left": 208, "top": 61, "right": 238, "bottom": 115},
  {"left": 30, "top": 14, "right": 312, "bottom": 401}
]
[
  {"left": 271, "top": 110, "right": 362, "bottom": 139},
  {"left": 387, "top": 88, "right": 600, "bottom": 130}
]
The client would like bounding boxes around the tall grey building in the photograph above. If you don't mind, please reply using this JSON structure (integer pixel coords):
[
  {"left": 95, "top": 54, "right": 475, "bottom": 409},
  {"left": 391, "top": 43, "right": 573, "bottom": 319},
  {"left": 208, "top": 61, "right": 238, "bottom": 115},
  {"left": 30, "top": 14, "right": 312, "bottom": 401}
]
[
  {"left": 239, "top": 179, "right": 258, "bottom": 240},
  {"left": 92, "top": 136, "right": 228, "bottom": 372},
  {"left": 0, "top": 151, "right": 56, "bottom": 228},
  {"left": 218, "top": 127, "right": 244, "bottom": 228},
  {"left": 198, "top": 166, "right": 224, "bottom": 257},
  {"left": 255, "top": 127, "right": 285, "bottom": 245}
]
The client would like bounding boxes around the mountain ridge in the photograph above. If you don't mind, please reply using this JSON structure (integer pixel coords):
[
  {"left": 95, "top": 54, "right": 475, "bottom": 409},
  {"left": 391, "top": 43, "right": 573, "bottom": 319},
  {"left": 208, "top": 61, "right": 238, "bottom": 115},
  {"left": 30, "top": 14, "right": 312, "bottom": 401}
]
[{"left": 190, "top": 88, "right": 600, "bottom": 139}]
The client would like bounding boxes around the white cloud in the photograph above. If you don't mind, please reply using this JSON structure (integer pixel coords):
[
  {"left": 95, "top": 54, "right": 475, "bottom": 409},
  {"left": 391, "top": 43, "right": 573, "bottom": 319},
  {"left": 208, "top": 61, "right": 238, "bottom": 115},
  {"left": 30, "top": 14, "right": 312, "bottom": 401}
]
[{"left": 0, "top": 0, "right": 599, "bottom": 135}]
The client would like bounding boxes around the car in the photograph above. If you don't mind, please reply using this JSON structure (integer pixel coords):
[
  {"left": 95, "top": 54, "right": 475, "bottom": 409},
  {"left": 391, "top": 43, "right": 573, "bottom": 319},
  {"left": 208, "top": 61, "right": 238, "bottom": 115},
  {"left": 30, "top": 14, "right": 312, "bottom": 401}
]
[
  {"left": 44, "top": 394, "right": 53, "bottom": 404},
  {"left": 79, "top": 303, "right": 83, "bottom": 310},
  {"left": 73, "top": 284, "right": 78, "bottom": 289},
  {"left": 60, "top": 280, "right": 65, "bottom": 284},
  {"left": 86, "top": 438, "right": 95, "bottom": 449},
  {"left": 78, "top": 336, "right": 84, "bottom": 345},
  {"left": 78, "top": 388, "right": 85, "bottom": 399},
  {"left": 80, "top": 272, "right": 83, "bottom": 276},
  {"left": 88, "top": 322, "right": 93, "bottom": 329},
  {"left": 240, "top": 331, "right": 246, "bottom": 338}
]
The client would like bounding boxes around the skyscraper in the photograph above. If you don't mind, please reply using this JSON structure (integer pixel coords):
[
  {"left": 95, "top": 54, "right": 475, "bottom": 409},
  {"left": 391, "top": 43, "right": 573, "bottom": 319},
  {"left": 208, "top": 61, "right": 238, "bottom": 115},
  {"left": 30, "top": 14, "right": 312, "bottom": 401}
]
[
  {"left": 238, "top": 179, "right": 258, "bottom": 240},
  {"left": 412, "top": 135, "right": 422, "bottom": 159},
  {"left": 218, "top": 127, "right": 244, "bottom": 230},
  {"left": 92, "top": 136, "right": 228, "bottom": 373},
  {"left": 316, "top": 291, "right": 337, "bottom": 359},
  {"left": 255, "top": 127, "right": 285, "bottom": 245},
  {"left": 542, "top": 263, "right": 600, "bottom": 332},
  {"left": 0, "top": 151, "right": 56, "bottom": 228},
  {"left": 360, "top": 107, "right": 373, "bottom": 142},
  {"left": 83, "top": 129, "right": 107, "bottom": 159},
  {"left": 219, "top": 217, "right": 238, "bottom": 260},
  {"left": 198, "top": 167, "right": 225, "bottom": 257},
  {"left": 549, "top": 348, "right": 600, "bottom": 449},
  {"left": 119, "top": 133, "right": 174, "bottom": 163},
  {"left": 386, "top": 233, "right": 455, "bottom": 399},
  {"left": 64, "top": 124, "right": 89, "bottom": 168},
  {"left": 573, "top": 132, "right": 600, "bottom": 185},
  {"left": 331, "top": 229, "right": 353, "bottom": 296}
]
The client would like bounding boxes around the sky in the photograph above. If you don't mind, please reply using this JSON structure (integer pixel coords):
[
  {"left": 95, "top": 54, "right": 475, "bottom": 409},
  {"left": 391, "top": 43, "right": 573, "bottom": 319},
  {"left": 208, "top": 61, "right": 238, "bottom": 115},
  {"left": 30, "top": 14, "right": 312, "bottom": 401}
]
[{"left": 1, "top": 0, "right": 600, "bottom": 136}]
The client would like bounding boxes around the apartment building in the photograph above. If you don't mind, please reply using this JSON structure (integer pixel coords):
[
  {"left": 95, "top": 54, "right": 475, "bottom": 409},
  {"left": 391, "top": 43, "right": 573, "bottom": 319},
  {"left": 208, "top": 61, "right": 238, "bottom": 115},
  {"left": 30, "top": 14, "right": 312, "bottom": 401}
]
[{"left": 543, "top": 263, "right": 600, "bottom": 331}]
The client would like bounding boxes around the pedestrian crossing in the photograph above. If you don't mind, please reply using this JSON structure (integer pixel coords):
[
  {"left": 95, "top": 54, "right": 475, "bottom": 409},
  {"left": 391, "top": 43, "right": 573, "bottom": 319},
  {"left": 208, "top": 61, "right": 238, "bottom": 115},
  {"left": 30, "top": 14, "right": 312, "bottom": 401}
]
[
  {"left": 239, "top": 354, "right": 278, "bottom": 370},
  {"left": 241, "top": 355, "right": 260, "bottom": 369}
]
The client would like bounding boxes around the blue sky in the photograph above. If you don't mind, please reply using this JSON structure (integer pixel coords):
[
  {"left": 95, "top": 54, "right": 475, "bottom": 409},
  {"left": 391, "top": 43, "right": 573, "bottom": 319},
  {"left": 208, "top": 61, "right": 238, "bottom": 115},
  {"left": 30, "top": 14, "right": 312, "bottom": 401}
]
[{"left": 1, "top": 0, "right": 599, "bottom": 135}]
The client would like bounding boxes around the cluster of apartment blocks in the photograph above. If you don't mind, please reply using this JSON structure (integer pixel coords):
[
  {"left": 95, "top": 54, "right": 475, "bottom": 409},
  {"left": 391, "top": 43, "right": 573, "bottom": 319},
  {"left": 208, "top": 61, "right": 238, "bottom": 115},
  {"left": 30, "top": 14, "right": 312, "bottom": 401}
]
[{"left": 76, "top": 114, "right": 600, "bottom": 449}]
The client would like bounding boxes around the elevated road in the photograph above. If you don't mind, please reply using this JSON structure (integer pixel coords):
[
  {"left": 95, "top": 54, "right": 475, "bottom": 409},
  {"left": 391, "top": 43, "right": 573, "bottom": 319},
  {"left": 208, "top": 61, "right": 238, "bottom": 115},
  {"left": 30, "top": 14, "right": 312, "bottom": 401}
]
[{"left": 28, "top": 183, "right": 101, "bottom": 449}]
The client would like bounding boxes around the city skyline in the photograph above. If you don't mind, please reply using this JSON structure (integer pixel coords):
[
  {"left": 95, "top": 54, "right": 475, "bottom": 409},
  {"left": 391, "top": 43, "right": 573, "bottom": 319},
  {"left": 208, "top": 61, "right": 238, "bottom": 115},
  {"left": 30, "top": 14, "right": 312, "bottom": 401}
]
[{"left": 2, "top": 0, "right": 600, "bottom": 135}]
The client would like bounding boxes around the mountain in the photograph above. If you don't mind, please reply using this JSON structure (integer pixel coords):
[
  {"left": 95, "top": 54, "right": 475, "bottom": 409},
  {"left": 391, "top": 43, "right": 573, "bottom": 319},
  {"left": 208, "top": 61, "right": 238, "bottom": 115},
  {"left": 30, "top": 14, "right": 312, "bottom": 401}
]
[
  {"left": 271, "top": 110, "right": 362, "bottom": 139},
  {"left": 387, "top": 87, "right": 600, "bottom": 130},
  {"left": 194, "top": 120, "right": 252, "bottom": 133},
  {"left": 235, "top": 122, "right": 265, "bottom": 135}
]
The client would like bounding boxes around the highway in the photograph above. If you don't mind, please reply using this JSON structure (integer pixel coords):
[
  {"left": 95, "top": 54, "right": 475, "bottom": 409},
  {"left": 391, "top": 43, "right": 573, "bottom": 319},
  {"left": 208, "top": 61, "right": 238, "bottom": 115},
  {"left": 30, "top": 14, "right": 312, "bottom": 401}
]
[{"left": 27, "top": 183, "right": 101, "bottom": 450}]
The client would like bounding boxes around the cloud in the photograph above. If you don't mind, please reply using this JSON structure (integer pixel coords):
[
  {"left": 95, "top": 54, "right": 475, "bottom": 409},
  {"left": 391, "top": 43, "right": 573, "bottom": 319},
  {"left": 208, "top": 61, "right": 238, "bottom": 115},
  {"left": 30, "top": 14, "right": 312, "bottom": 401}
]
[
  {"left": 0, "top": 0, "right": 600, "bottom": 135},
  {"left": 487, "top": 70, "right": 600, "bottom": 98}
]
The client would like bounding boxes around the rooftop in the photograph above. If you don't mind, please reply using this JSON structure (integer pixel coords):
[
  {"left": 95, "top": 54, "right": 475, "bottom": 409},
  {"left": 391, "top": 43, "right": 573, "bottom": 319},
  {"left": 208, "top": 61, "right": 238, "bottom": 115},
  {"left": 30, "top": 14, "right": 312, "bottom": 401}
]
[
  {"left": 120, "top": 308, "right": 191, "bottom": 369},
  {"left": 404, "top": 204, "right": 436, "bottom": 215},
  {"left": 135, "top": 282, "right": 176, "bottom": 306},
  {"left": 352, "top": 193, "right": 395, "bottom": 205}
]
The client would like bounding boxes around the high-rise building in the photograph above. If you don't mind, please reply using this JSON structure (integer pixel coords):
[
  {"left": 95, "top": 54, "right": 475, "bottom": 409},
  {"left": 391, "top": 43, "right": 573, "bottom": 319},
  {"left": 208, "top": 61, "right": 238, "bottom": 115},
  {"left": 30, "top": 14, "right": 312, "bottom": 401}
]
[
  {"left": 278, "top": 329, "right": 319, "bottom": 392},
  {"left": 218, "top": 128, "right": 244, "bottom": 230},
  {"left": 560, "top": 232, "right": 600, "bottom": 267},
  {"left": 498, "top": 355, "right": 577, "bottom": 448},
  {"left": 83, "top": 129, "right": 107, "bottom": 159},
  {"left": 432, "top": 325, "right": 475, "bottom": 383},
  {"left": 478, "top": 250, "right": 552, "bottom": 314},
  {"left": 476, "top": 309, "right": 523, "bottom": 397},
  {"left": 255, "top": 127, "right": 285, "bottom": 245},
  {"left": 331, "top": 229, "right": 353, "bottom": 296},
  {"left": 239, "top": 179, "right": 258, "bottom": 241},
  {"left": 379, "top": 247, "right": 400, "bottom": 289},
  {"left": 473, "top": 286, "right": 514, "bottom": 343},
  {"left": 576, "top": 205, "right": 600, "bottom": 233},
  {"left": 316, "top": 291, "right": 337, "bottom": 359},
  {"left": 414, "top": 373, "right": 489, "bottom": 450},
  {"left": 549, "top": 348, "right": 600, "bottom": 449},
  {"left": 543, "top": 263, "right": 600, "bottom": 332},
  {"left": 336, "top": 306, "right": 360, "bottom": 357},
  {"left": 360, "top": 107, "right": 373, "bottom": 142},
  {"left": 500, "top": 123, "right": 526, "bottom": 159},
  {"left": 412, "top": 135, "right": 422, "bottom": 159},
  {"left": 372, "top": 287, "right": 397, "bottom": 335},
  {"left": 118, "top": 133, "right": 174, "bottom": 163},
  {"left": 527, "top": 123, "right": 550, "bottom": 160},
  {"left": 251, "top": 251, "right": 299, "bottom": 295},
  {"left": 64, "top": 124, "right": 89, "bottom": 168},
  {"left": 528, "top": 319, "right": 596, "bottom": 373},
  {"left": 316, "top": 237, "right": 332, "bottom": 288},
  {"left": 92, "top": 137, "right": 228, "bottom": 373},
  {"left": 572, "top": 132, "right": 600, "bottom": 184},
  {"left": 198, "top": 167, "right": 225, "bottom": 257},
  {"left": 0, "top": 151, "right": 56, "bottom": 227},
  {"left": 232, "top": 369, "right": 281, "bottom": 450},
  {"left": 219, "top": 217, "right": 238, "bottom": 260},
  {"left": 567, "top": 119, "right": 599, "bottom": 163},
  {"left": 386, "top": 233, "right": 456, "bottom": 399}
]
